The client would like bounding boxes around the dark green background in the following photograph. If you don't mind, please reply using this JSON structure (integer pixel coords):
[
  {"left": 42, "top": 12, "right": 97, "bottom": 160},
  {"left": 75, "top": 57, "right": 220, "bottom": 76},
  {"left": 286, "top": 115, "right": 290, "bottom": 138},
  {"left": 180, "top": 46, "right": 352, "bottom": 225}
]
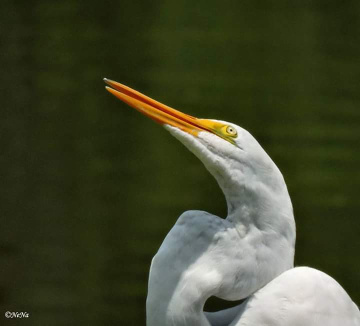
[{"left": 1, "top": 1, "right": 359, "bottom": 325}]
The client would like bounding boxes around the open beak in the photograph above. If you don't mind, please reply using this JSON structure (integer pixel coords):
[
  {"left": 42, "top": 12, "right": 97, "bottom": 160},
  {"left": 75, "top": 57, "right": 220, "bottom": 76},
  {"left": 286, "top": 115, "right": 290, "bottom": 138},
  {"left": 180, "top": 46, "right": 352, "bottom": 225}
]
[{"left": 103, "top": 78, "right": 224, "bottom": 138}]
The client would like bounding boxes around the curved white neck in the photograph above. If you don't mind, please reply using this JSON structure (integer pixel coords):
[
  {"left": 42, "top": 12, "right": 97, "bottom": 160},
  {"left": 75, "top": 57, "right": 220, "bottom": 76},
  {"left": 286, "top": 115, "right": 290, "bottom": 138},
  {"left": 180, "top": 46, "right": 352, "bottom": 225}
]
[{"left": 146, "top": 178, "right": 295, "bottom": 326}]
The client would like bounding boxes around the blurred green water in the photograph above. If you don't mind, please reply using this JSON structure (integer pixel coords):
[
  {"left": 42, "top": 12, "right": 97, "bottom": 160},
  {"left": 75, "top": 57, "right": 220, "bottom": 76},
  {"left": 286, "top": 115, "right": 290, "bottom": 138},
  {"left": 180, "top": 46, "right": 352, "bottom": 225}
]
[{"left": 1, "top": 1, "right": 359, "bottom": 325}]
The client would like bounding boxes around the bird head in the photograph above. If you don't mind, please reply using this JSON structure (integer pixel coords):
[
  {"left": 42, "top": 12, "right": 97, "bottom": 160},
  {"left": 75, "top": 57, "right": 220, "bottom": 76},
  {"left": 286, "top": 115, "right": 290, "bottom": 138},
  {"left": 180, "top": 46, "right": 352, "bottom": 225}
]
[{"left": 104, "top": 79, "right": 291, "bottom": 219}]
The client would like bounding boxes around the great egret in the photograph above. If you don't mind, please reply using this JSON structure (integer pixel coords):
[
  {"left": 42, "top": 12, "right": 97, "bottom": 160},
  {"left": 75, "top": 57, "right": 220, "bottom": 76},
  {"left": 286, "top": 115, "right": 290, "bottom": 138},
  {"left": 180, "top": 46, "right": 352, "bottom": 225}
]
[{"left": 104, "top": 78, "right": 360, "bottom": 326}]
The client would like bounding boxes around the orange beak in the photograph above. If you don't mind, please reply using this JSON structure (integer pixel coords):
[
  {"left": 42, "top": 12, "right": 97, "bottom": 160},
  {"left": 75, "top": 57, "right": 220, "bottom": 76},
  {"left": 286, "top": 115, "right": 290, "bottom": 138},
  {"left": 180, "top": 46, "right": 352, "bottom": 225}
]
[{"left": 104, "top": 78, "right": 237, "bottom": 143}]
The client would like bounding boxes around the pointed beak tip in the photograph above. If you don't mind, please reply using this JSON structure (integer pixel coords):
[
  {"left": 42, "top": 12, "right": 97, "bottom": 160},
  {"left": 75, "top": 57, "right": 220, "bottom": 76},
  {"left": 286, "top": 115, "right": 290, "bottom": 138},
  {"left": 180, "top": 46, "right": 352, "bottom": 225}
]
[{"left": 103, "top": 78, "right": 114, "bottom": 87}]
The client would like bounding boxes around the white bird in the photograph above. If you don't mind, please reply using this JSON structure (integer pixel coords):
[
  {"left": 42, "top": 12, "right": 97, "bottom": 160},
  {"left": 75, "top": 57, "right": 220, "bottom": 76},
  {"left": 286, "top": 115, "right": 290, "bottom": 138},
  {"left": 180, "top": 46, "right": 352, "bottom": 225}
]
[{"left": 104, "top": 78, "right": 360, "bottom": 326}]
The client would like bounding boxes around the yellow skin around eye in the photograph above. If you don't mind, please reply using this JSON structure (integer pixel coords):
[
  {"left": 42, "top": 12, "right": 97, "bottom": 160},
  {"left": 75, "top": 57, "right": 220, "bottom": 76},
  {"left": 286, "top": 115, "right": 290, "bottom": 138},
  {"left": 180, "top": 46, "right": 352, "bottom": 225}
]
[
  {"left": 201, "top": 123, "right": 238, "bottom": 145},
  {"left": 210, "top": 123, "right": 238, "bottom": 145}
]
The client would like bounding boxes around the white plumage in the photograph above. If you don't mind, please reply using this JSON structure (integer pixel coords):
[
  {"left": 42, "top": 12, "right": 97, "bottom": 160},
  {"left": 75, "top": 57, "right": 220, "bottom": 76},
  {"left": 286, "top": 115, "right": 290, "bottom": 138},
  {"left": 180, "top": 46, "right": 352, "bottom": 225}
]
[{"left": 104, "top": 79, "right": 360, "bottom": 326}]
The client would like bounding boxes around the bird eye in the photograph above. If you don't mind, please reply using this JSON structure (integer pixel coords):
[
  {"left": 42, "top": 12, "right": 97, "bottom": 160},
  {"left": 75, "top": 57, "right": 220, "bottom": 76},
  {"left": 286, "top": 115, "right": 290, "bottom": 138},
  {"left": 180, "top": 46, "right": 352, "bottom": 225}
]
[{"left": 226, "top": 126, "right": 237, "bottom": 137}]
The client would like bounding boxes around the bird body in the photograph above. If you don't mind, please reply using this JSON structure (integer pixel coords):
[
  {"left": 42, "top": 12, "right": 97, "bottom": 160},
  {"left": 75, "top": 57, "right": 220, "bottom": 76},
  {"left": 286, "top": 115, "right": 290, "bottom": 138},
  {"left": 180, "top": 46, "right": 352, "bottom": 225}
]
[
  {"left": 104, "top": 79, "right": 360, "bottom": 326},
  {"left": 147, "top": 208, "right": 360, "bottom": 326}
]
